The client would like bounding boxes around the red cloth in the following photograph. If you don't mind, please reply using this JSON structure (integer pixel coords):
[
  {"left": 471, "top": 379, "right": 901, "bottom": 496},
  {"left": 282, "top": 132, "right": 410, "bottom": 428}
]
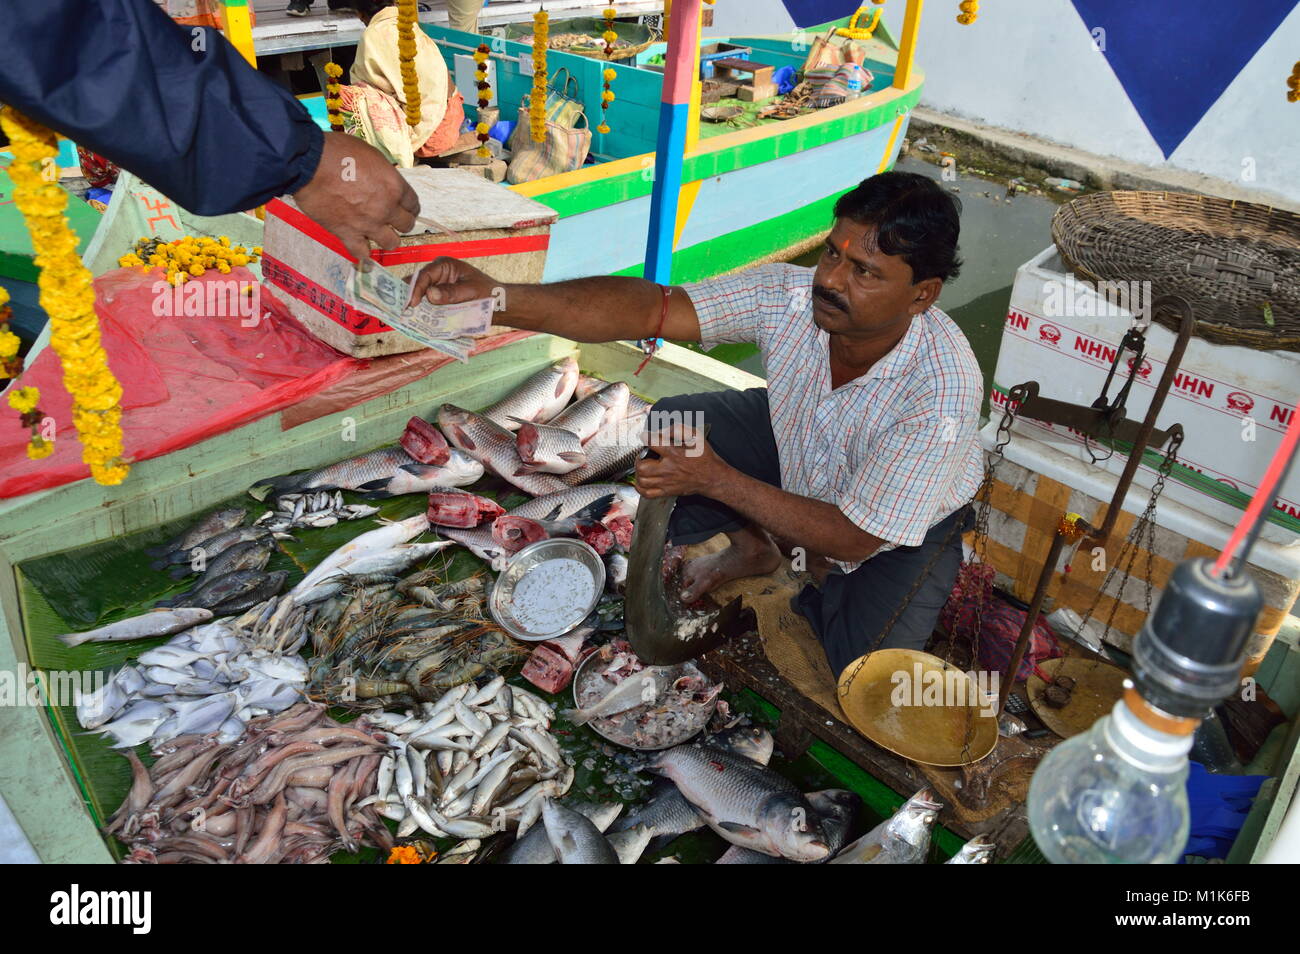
[{"left": 0, "top": 268, "right": 362, "bottom": 498}]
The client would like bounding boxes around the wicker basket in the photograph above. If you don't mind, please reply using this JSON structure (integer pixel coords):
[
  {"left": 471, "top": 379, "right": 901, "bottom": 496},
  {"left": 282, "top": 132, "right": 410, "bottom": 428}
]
[
  {"left": 505, "top": 17, "right": 656, "bottom": 62},
  {"left": 1050, "top": 191, "right": 1300, "bottom": 352}
]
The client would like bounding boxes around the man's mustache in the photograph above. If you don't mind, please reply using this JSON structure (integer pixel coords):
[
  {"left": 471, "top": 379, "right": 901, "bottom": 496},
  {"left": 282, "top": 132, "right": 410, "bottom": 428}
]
[{"left": 813, "top": 285, "right": 849, "bottom": 312}]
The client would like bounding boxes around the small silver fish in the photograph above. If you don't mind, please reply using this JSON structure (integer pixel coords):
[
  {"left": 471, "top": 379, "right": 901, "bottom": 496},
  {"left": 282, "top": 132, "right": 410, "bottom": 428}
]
[{"left": 57, "top": 608, "right": 214, "bottom": 648}]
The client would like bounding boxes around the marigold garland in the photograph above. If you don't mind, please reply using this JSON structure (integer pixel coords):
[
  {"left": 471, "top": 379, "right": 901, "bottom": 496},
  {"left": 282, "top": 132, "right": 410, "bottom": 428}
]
[
  {"left": 0, "top": 107, "right": 127, "bottom": 483},
  {"left": 396, "top": 0, "right": 422, "bottom": 127},
  {"left": 119, "top": 235, "right": 262, "bottom": 286},
  {"left": 597, "top": 8, "right": 618, "bottom": 134},
  {"left": 956, "top": 0, "right": 978, "bottom": 24},
  {"left": 1288, "top": 61, "right": 1300, "bottom": 103},
  {"left": 0, "top": 284, "right": 22, "bottom": 381},
  {"left": 324, "top": 61, "right": 345, "bottom": 132},
  {"left": 474, "top": 43, "right": 493, "bottom": 158},
  {"left": 530, "top": 9, "right": 549, "bottom": 143}
]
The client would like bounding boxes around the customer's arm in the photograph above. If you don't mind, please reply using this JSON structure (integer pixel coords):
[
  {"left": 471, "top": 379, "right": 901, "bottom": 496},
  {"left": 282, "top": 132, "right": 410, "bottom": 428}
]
[
  {"left": 0, "top": 0, "right": 418, "bottom": 258},
  {"left": 409, "top": 256, "right": 704, "bottom": 343}
]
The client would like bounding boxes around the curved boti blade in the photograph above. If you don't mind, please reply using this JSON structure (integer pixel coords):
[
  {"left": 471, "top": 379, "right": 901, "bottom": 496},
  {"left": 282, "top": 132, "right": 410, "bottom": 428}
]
[{"left": 624, "top": 493, "right": 749, "bottom": 665}]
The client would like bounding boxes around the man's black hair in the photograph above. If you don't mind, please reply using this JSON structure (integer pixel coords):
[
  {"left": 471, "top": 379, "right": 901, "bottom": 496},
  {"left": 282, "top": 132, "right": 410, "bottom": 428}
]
[{"left": 832, "top": 171, "right": 963, "bottom": 283}]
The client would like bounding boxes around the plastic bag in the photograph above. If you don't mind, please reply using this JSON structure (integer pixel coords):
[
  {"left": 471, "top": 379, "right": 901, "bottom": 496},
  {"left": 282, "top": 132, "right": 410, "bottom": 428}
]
[{"left": 0, "top": 267, "right": 363, "bottom": 498}]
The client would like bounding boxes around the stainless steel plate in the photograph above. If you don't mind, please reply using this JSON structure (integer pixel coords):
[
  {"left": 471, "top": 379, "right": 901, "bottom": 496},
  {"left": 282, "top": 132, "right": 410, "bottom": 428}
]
[{"left": 489, "top": 538, "right": 606, "bottom": 642}]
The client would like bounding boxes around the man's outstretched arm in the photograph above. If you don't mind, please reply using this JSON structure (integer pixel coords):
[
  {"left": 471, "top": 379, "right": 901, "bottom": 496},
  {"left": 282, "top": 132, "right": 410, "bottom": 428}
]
[{"left": 0, "top": 0, "right": 418, "bottom": 259}]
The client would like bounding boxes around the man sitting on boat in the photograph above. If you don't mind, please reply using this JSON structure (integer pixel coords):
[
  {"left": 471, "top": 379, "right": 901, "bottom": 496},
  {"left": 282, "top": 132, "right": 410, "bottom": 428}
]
[
  {"left": 340, "top": 0, "right": 467, "bottom": 167},
  {"left": 409, "top": 171, "right": 982, "bottom": 677}
]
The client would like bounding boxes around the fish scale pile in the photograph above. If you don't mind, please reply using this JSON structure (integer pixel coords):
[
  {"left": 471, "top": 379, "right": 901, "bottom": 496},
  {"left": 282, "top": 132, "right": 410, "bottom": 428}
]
[
  {"left": 111, "top": 703, "right": 393, "bottom": 864},
  {"left": 359, "top": 678, "right": 574, "bottom": 840}
]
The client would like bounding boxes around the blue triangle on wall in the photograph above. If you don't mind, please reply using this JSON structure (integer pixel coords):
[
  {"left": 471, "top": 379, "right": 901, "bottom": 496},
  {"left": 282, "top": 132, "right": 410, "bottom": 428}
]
[
  {"left": 781, "top": 0, "right": 863, "bottom": 29},
  {"left": 1069, "top": 0, "right": 1294, "bottom": 157}
]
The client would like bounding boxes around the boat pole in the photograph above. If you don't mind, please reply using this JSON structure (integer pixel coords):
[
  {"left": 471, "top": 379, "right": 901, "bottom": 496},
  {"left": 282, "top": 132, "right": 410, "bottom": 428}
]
[
  {"left": 643, "top": 0, "right": 705, "bottom": 283},
  {"left": 219, "top": 0, "right": 258, "bottom": 67},
  {"left": 893, "top": 0, "right": 925, "bottom": 91}
]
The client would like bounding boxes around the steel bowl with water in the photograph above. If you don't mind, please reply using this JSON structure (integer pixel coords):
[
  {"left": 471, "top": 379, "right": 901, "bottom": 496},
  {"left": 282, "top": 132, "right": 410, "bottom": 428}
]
[{"left": 489, "top": 538, "right": 605, "bottom": 641}]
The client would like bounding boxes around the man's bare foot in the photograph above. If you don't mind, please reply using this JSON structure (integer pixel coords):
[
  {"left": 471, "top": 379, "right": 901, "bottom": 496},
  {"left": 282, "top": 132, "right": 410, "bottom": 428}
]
[{"left": 679, "top": 526, "right": 781, "bottom": 603}]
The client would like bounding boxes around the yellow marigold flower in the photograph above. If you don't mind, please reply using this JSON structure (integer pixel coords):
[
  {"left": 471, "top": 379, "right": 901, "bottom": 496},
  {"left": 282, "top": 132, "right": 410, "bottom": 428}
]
[
  {"left": 604, "top": 7, "right": 618, "bottom": 18},
  {"left": 324, "top": 61, "right": 343, "bottom": 78},
  {"left": 232, "top": 254, "right": 249, "bottom": 267},
  {"left": 603, "top": 30, "right": 618, "bottom": 43},
  {"left": 597, "top": 123, "right": 611, "bottom": 134},
  {"left": 387, "top": 845, "right": 422, "bottom": 864},
  {"left": 604, "top": 68, "right": 617, "bottom": 81},
  {"left": 27, "top": 437, "right": 55, "bottom": 460},
  {"left": 473, "top": 51, "right": 488, "bottom": 64},
  {"left": 602, "top": 89, "right": 616, "bottom": 102},
  {"left": 534, "top": 10, "right": 548, "bottom": 23},
  {"left": 0, "top": 285, "right": 9, "bottom": 306},
  {"left": 251, "top": 246, "right": 263, "bottom": 257},
  {"left": 8, "top": 385, "right": 39, "bottom": 413},
  {"left": 0, "top": 328, "right": 20, "bottom": 360},
  {"left": 217, "top": 261, "right": 232, "bottom": 274}
]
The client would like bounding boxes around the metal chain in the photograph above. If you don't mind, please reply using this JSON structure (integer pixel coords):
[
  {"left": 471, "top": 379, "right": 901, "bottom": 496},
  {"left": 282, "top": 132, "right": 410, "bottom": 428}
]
[
  {"left": 838, "top": 392, "right": 1020, "bottom": 698},
  {"left": 1074, "top": 429, "right": 1183, "bottom": 646}
]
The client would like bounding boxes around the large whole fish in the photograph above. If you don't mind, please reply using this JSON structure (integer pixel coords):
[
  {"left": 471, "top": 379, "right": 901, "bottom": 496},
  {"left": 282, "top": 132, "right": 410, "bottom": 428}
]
[
  {"left": 292, "top": 542, "right": 453, "bottom": 605},
  {"left": 158, "top": 568, "right": 285, "bottom": 612},
  {"left": 151, "top": 526, "right": 271, "bottom": 572},
  {"left": 805, "top": 789, "right": 862, "bottom": 860},
  {"left": 438, "top": 404, "right": 569, "bottom": 497},
  {"left": 481, "top": 356, "right": 579, "bottom": 431},
  {"left": 431, "top": 524, "right": 512, "bottom": 571},
  {"left": 289, "top": 514, "right": 430, "bottom": 602},
  {"left": 167, "top": 536, "right": 276, "bottom": 593},
  {"left": 514, "top": 423, "right": 587, "bottom": 475},
  {"left": 144, "top": 508, "right": 247, "bottom": 562},
  {"left": 541, "top": 797, "right": 619, "bottom": 864},
  {"left": 248, "top": 446, "right": 482, "bottom": 501},
  {"left": 523, "top": 381, "right": 629, "bottom": 444},
  {"left": 57, "top": 608, "right": 214, "bottom": 648},
  {"left": 830, "top": 788, "right": 941, "bottom": 864},
  {"left": 500, "top": 801, "right": 624, "bottom": 864},
  {"left": 643, "top": 743, "right": 829, "bottom": 861},
  {"left": 560, "top": 407, "right": 649, "bottom": 486},
  {"left": 506, "top": 484, "right": 640, "bottom": 522}
]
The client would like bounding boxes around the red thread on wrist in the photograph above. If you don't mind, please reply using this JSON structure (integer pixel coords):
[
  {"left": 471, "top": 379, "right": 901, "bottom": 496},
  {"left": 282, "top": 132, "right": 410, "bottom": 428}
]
[{"left": 634, "top": 284, "right": 671, "bottom": 376}]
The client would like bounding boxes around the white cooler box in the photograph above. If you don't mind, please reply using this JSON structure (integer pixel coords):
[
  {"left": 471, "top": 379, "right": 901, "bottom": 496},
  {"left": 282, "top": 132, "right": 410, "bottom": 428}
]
[{"left": 991, "top": 245, "right": 1300, "bottom": 548}]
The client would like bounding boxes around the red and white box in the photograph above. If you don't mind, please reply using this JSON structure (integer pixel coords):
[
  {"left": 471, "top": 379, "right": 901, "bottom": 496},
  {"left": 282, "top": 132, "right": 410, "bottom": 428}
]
[
  {"left": 262, "top": 167, "right": 557, "bottom": 358},
  {"left": 991, "top": 245, "right": 1300, "bottom": 547}
]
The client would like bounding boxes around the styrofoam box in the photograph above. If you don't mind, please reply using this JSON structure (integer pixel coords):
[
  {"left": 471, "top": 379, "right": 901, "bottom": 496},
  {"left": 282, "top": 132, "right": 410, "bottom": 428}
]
[
  {"left": 992, "top": 245, "right": 1300, "bottom": 547},
  {"left": 262, "top": 167, "right": 557, "bottom": 358}
]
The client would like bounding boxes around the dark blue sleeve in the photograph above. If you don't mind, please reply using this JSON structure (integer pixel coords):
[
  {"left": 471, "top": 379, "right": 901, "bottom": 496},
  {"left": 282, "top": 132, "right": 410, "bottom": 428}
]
[{"left": 0, "top": 0, "right": 324, "bottom": 216}]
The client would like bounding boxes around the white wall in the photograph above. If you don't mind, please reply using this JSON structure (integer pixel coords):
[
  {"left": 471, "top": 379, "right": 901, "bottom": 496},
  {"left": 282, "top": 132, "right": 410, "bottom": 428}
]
[{"left": 909, "top": 0, "right": 1300, "bottom": 202}]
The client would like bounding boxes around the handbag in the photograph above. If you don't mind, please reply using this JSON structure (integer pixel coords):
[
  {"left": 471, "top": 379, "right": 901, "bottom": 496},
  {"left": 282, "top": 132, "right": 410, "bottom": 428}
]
[
  {"left": 533, "top": 66, "right": 586, "bottom": 128},
  {"left": 506, "top": 106, "right": 592, "bottom": 184}
]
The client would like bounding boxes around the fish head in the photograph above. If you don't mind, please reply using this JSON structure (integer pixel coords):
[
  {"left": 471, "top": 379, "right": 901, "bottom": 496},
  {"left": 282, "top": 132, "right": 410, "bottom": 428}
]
[
  {"left": 492, "top": 516, "right": 547, "bottom": 553},
  {"left": 715, "top": 725, "right": 775, "bottom": 766},
  {"left": 611, "top": 486, "right": 641, "bottom": 519},
  {"left": 886, "top": 788, "right": 942, "bottom": 850},
  {"left": 443, "top": 449, "right": 486, "bottom": 485},
  {"left": 954, "top": 835, "right": 995, "bottom": 863},
  {"left": 762, "top": 795, "right": 831, "bottom": 862},
  {"left": 437, "top": 405, "right": 477, "bottom": 450}
]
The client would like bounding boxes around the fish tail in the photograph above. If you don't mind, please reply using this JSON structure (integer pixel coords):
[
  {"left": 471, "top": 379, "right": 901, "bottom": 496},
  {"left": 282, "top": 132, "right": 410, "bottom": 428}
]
[
  {"left": 56, "top": 632, "right": 89, "bottom": 648},
  {"left": 247, "top": 473, "right": 304, "bottom": 502},
  {"left": 558, "top": 707, "right": 590, "bottom": 726}
]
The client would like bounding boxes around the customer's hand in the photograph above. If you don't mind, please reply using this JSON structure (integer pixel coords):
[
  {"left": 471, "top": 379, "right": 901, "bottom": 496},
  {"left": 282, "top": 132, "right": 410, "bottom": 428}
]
[
  {"left": 291, "top": 132, "right": 419, "bottom": 262},
  {"left": 408, "top": 256, "right": 497, "bottom": 307}
]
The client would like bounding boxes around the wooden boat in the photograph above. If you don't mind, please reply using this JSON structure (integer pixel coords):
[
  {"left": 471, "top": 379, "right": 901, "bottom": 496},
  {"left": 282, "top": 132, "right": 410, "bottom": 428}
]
[{"left": 2, "top": 332, "right": 1298, "bottom": 863}]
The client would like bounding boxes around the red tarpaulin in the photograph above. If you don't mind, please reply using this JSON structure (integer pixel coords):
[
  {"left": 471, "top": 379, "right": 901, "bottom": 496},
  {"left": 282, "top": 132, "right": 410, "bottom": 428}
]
[{"left": 0, "top": 268, "right": 535, "bottom": 499}]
